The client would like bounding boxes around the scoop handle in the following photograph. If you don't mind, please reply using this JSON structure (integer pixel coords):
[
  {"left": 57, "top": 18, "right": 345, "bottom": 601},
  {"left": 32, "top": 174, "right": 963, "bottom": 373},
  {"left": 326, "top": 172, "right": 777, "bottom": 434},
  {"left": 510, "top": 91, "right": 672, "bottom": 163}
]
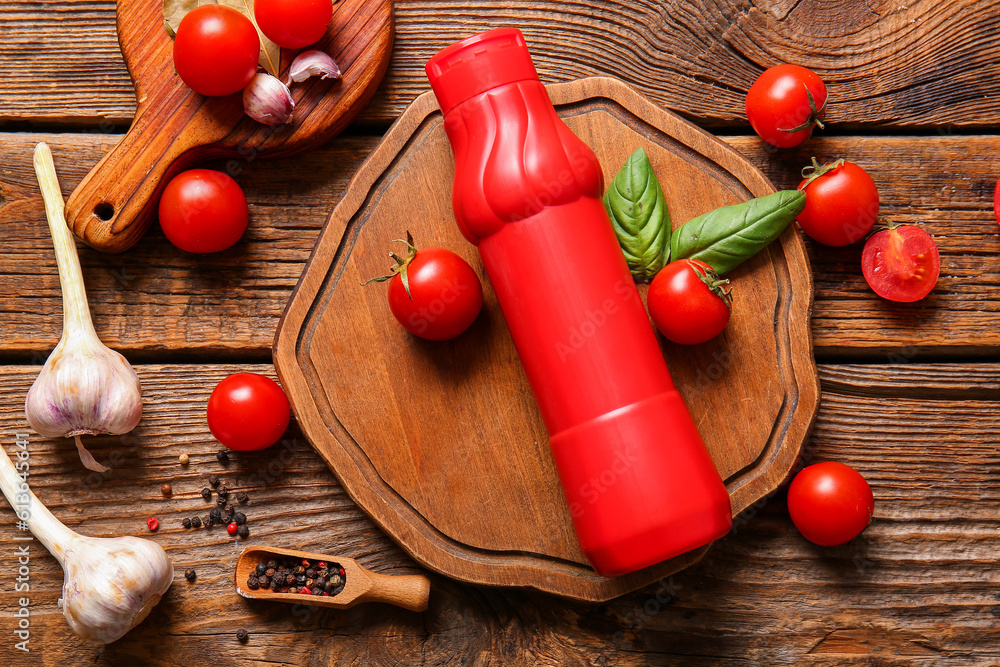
[{"left": 361, "top": 572, "right": 431, "bottom": 612}]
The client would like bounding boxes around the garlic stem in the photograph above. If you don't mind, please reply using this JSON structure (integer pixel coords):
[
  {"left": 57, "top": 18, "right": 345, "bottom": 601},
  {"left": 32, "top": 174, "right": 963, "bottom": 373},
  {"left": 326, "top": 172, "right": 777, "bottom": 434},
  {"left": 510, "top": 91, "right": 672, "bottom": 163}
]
[
  {"left": 0, "top": 443, "right": 75, "bottom": 562},
  {"left": 34, "top": 143, "right": 97, "bottom": 340}
]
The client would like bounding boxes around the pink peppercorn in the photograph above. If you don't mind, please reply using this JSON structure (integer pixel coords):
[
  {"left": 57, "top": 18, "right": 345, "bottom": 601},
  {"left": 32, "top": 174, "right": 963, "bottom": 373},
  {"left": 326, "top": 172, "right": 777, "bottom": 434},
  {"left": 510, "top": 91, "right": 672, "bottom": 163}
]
[
  {"left": 146, "top": 517, "right": 159, "bottom": 532},
  {"left": 227, "top": 522, "right": 238, "bottom": 535}
]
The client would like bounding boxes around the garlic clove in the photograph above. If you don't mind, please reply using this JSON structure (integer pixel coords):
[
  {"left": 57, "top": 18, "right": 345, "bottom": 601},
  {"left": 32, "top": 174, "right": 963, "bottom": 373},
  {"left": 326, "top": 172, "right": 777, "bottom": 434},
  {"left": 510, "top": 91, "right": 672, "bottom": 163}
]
[
  {"left": 243, "top": 73, "right": 295, "bottom": 126},
  {"left": 287, "top": 50, "right": 342, "bottom": 85},
  {"left": 60, "top": 535, "right": 173, "bottom": 644}
]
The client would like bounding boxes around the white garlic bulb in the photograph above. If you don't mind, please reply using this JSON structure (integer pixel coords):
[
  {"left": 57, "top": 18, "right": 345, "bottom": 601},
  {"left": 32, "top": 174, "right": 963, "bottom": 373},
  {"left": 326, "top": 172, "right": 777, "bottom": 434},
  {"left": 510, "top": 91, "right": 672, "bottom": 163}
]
[
  {"left": 0, "top": 445, "right": 172, "bottom": 643},
  {"left": 26, "top": 144, "right": 143, "bottom": 472}
]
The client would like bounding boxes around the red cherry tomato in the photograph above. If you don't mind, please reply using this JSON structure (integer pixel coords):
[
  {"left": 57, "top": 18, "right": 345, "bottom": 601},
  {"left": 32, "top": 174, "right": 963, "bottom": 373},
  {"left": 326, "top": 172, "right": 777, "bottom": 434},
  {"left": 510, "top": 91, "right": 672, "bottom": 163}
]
[
  {"left": 787, "top": 462, "right": 874, "bottom": 546},
  {"left": 254, "top": 0, "right": 333, "bottom": 49},
  {"left": 173, "top": 6, "right": 260, "bottom": 96},
  {"left": 862, "top": 225, "right": 940, "bottom": 302},
  {"left": 380, "top": 238, "right": 484, "bottom": 341},
  {"left": 207, "top": 373, "right": 290, "bottom": 451},
  {"left": 796, "top": 160, "right": 879, "bottom": 246},
  {"left": 647, "top": 259, "right": 731, "bottom": 345},
  {"left": 745, "top": 64, "right": 827, "bottom": 148},
  {"left": 159, "top": 169, "right": 249, "bottom": 253},
  {"left": 994, "top": 177, "right": 1000, "bottom": 227}
]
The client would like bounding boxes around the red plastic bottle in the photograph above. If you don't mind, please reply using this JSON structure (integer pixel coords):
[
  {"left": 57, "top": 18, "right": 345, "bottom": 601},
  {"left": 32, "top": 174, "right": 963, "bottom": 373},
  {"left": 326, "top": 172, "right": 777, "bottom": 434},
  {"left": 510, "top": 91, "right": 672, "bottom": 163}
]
[{"left": 426, "top": 28, "right": 732, "bottom": 577}]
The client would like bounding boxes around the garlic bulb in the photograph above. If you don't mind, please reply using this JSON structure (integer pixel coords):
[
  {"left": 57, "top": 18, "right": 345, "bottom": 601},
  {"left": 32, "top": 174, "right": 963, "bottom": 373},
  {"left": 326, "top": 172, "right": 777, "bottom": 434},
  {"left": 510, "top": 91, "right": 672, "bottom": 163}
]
[
  {"left": 26, "top": 144, "right": 143, "bottom": 473},
  {"left": 0, "top": 444, "right": 172, "bottom": 643},
  {"left": 243, "top": 73, "right": 295, "bottom": 125}
]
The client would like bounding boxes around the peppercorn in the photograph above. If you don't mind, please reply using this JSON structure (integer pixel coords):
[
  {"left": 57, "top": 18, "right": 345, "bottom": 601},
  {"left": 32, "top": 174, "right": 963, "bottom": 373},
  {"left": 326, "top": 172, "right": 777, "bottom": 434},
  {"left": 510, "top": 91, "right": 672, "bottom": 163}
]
[
  {"left": 265, "top": 568, "right": 276, "bottom": 578},
  {"left": 209, "top": 475, "right": 220, "bottom": 487},
  {"left": 217, "top": 450, "right": 229, "bottom": 462},
  {"left": 236, "top": 492, "right": 249, "bottom": 505},
  {"left": 247, "top": 575, "right": 259, "bottom": 590},
  {"left": 330, "top": 574, "right": 342, "bottom": 587},
  {"left": 256, "top": 563, "right": 267, "bottom": 576},
  {"left": 236, "top": 628, "right": 248, "bottom": 642},
  {"left": 216, "top": 495, "right": 227, "bottom": 507},
  {"left": 258, "top": 574, "right": 269, "bottom": 587},
  {"left": 179, "top": 453, "right": 190, "bottom": 465},
  {"left": 146, "top": 517, "right": 159, "bottom": 532},
  {"left": 324, "top": 580, "right": 335, "bottom": 592},
  {"left": 217, "top": 485, "right": 229, "bottom": 497},
  {"left": 184, "top": 569, "right": 196, "bottom": 582},
  {"left": 227, "top": 522, "right": 238, "bottom": 535},
  {"left": 238, "top": 525, "right": 249, "bottom": 538},
  {"left": 270, "top": 578, "right": 280, "bottom": 591},
  {"left": 267, "top": 559, "right": 278, "bottom": 569},
  {"left": 305, "top": 568, "right": 316, "bottom": 578},
  {"left": 317, "top": 561, "right": 327, "bottom": 569},
  {"left": 202, "top": 515, "right": 211, "bottom": 528},
  {"left": 294, "top": 565, "right": 305, "bottom": 575},
  {"left": 235, "top": 512, "right": 247, "bottom": 526},
  {"left": 313, "top": 587, "right": 324, "bottom": 596},
  {"left": 295, "top": 574, "right": 306, "bottom": 586},
  {"left": 209, "top": 507, "right": 222, "bottom": 522},
  {"left": 191, "top": 516, "right": 202, "bottom": 528},
  {"left": 161, "top": 483, "right": 172, "bottom": 495},
  {"left": 181, "top": 517, "right": 192, "bottom": 529}
]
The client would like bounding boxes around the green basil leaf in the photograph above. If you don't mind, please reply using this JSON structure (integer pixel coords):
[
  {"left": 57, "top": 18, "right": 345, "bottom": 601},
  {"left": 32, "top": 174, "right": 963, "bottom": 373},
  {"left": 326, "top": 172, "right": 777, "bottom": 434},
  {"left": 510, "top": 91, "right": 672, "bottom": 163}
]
[
  {"left": 669, "top": 189, "right": 806, "bottom": 275},
  {"left": 604, "top": 147, "right": 670, "bottom": 283}
]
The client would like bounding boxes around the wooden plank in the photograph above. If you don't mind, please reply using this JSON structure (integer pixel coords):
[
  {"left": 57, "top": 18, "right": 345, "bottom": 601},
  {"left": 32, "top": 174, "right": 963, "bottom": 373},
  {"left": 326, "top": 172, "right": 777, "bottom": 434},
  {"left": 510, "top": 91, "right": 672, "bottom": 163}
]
[
  {"left": 2, "top": 132, "right": 996, "bottom": 359},
  {"left": 0, "top": 362, "right": 997, "bottom": 663},
  {"left": 3, "top": 0, "right": 1000, "bottom": 130}
]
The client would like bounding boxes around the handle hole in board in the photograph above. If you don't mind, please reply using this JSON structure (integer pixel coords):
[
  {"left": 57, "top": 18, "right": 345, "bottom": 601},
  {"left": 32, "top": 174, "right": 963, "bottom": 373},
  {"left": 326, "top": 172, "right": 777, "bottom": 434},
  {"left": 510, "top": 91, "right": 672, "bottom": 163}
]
[{"left": 94, "top": 203, "right": 114, "bottom": 221}]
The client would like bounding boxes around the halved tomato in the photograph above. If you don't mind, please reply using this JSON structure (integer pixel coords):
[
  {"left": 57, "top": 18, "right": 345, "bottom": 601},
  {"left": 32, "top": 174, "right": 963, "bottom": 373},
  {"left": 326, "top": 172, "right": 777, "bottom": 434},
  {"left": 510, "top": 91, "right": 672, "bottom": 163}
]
[{"left": 861, "top": 225, "right": 940, "bottom": 302}]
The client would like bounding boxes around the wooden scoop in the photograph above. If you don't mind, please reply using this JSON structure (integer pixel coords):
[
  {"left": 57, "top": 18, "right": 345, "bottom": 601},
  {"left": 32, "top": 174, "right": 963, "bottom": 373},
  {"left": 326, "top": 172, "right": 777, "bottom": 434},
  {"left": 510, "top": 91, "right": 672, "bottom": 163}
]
[
  {"left": 64, "top": 0, "right": 393, "bottom": 254},
  {"left": 235, "top": 546, "right": 430, "bottom": 612}
]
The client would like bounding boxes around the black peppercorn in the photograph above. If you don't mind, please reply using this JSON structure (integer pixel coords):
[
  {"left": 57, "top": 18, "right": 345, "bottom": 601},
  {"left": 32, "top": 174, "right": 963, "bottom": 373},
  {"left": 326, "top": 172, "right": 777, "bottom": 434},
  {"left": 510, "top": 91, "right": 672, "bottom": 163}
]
[
  {"left": 267, "top": 559, "right": 278, "bottom": 569},
  {"left": 234, "top": 512, "right": 247, "bottom": 526},
  {"left": 216, "top": 495, "right": 227, "bottom": 507},
  {"left": 217, "top": 450, "right": 230, "bottom": 462},
  {"left": 295, "top": 574, "right": 306, "bottom": 586},
  {"left": 237, "top": 492, "right": 249, "bottom": 505},
  {"left": 324, "top": 580, "right": 334, "bottom": 592},
  {"left": 202, "top": 515, "right": 212, "bottom": 528},
  {"left": 184, "top": 569, "right": 196, "bottom": 582},
  {"left": 201, "top": 487, "right": 212, "bottom": 500},
  {"left": 305, "top": 568, "right": 316, "bottom": 578},
  {"left": 209, "top": 475, "right": 220, "bottom": 487},
  {"left": 247, "top": 575, "right": 259, "bottom": 590},
  {"left": 285, "top": 574, "right": 296, "bottom": 586},
  {"left": 270, "top": 578, "right": 280, "bottom": 591},
  {"left": 255, "top": 563, "right": 267, "bottom": 576},
  {"left": 209, "top": 507, "right": 222, "bottom": 523},
  {"left": 217, "top": 484, "right": 229, "bottom": 497},
  {"left": 265, "top": 568, "right": 276, "bottom": 578},
  {"left": 181, "top": 517, "right": 192, "bottom": 529},
  {"left": 237, "top": 525, "right": 249, "bottom": 538},
  {"left": 294, "top": 565, "right": 305, "bottom": 575},
  {"left": 191, "top": 516, "right": 202, "bottom": 528},
  {"left": 223, "top": 504, "right": 234, "bottom": 516},
  {"left": 236, "top": 628, "right": 248, "bottom": 642}
]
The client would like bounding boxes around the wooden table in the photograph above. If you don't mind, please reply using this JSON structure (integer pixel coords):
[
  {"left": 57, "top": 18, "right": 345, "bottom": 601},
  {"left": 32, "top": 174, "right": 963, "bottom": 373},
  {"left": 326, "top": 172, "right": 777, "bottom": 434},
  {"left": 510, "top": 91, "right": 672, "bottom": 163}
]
[{"left": 2, "top": 1, "right": 999, "bottom": 664}]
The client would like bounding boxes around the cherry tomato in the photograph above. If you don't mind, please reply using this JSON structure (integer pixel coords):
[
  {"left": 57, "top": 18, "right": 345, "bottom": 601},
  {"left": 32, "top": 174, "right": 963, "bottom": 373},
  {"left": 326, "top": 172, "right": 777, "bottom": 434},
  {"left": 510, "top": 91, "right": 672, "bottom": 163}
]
[
  {"left": 862, "top": 224, "right": 940, "bottom": 302},
  {"left": 796, "top": 160, "right": 879, "bottom": 246},
  {"left": 255, "top": 0, "right": 333, "bottom": 49},
  {"left": 173, "top": 6, "right": 260, "bottom": 96},
  {"left": 745, "top": 64, "right": 827, "bottom": 148},
  {"left": 994, "top": 177, "right": 1000, "bottom": 227},
  {"left": 371, "top": 235, "right": 484, "bottom": 341},
  {"left": 647, "top": 259, "right": 731, "bottom": 345},
  {"left": 787, "top": 462, "right": 874, "bottom": 546},
  {"left": 159, "top": 169, "right": 249, "bottom": 253},
  {"left": 207, "top": 373, "right": 290, "bottom": 451}
]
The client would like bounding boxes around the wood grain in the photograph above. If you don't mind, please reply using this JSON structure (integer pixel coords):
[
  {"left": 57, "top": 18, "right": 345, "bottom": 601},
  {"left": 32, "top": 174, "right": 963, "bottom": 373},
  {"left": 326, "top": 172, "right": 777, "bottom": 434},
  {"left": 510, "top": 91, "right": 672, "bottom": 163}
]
[
  {"left": 0, "top": 362, "right": 996, "bottom": 664},
  {"left": 274, "top": 77, "right": 819, "bottom": 601},
  {"left": 63, "top": 0, "right": 393, "bottom": 253},
  {"left": 3, "top": 0, "right": 1000, "bottom": 130},
  {"left": 2, "top": 132, "right": 998, "bottom": 360}
]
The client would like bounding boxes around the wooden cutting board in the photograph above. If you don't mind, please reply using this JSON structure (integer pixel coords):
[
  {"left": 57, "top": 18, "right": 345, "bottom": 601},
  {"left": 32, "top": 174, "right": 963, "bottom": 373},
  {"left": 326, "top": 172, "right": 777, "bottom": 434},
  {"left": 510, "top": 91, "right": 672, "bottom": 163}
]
[
  {"left": 64, "top": 0, "right": 393, "bottom": 254},
  {"left": 273, "top": 76, "right": 820, "bottom": 602}
]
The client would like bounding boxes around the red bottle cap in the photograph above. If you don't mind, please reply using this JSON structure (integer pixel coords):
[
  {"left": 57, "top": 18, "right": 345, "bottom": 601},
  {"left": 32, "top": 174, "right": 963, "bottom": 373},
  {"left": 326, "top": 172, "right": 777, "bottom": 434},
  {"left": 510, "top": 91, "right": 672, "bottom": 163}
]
[{"left": 425, "top": 28, "right": 540, "bottom": 116}]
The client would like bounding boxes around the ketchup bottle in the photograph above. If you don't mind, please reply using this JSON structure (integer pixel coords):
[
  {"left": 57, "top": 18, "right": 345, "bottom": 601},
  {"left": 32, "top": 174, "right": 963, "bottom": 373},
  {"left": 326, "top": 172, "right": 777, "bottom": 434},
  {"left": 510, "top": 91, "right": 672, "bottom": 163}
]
[{"left": 426, "top": 28, "right": 732, "bottom": 577}]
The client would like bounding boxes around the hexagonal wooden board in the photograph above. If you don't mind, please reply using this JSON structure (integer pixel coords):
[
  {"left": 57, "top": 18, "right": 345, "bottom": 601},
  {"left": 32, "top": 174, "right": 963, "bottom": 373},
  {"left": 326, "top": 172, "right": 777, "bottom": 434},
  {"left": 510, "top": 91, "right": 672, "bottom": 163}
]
[{"left": 274, "top": 77, "right": 820, "bottom": 602}]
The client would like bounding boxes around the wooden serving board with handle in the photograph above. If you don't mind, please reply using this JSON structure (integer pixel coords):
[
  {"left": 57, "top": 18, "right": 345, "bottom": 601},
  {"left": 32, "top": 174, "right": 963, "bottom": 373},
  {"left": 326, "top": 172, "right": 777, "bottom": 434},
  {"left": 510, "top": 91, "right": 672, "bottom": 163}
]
[
  {"left": 64, "top": 0, "right": 394, "bottom": 254},
  {"left": 274, "top": 77, "right": 820, "bottom": 602}
]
